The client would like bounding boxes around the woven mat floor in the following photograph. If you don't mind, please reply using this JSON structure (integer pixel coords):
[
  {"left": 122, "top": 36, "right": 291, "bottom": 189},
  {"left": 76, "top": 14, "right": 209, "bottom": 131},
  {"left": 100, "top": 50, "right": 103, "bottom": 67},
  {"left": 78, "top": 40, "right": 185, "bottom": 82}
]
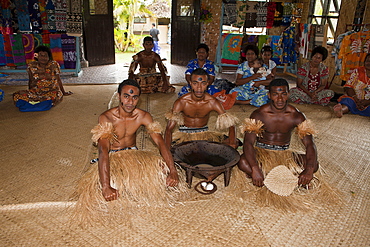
[{"left": 0, "top": 84, "right": 369, "bottom": 246}]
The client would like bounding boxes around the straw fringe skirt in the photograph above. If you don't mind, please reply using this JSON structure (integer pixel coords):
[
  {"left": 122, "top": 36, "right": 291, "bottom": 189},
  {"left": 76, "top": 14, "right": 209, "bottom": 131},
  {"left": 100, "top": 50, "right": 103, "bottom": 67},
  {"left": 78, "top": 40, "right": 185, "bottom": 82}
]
[
  {"left": 230, "top": 147, "right": 340, "bottom": 211},
  {"left": 172, "top": 131, "right": 224, "bottom": 145},
  {"left": 73, "top": 150, "right": 187, "bottom": 225}
]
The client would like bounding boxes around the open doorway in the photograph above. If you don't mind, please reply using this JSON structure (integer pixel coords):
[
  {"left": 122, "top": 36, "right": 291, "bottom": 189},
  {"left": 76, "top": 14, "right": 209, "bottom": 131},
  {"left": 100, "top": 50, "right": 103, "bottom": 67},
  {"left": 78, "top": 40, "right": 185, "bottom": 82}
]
[{"left": 113, "top": 1, "right": 172, "bottom": 66}]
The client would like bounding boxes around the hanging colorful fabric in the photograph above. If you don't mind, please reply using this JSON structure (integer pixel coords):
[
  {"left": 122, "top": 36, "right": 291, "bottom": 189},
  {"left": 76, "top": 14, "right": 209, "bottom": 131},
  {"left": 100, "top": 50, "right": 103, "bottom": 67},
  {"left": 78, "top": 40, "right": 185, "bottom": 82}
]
[
  {"left": 61, "top": 34, "right": 76, "bottom": 69},
  {"left": 28, "top": 0, "right": 43, "bottom": 33},
  {"left": 14, "top": 0, "right": 31, "bottom": 32},
  {"left": 12, "top": 33, "right": 26, "bottom": 66},
  {"left": 0, "top": 34, "right": 6, "bottom": 66},
  {"left": 46, "top": 0, "right": 56, "bottom": 32},
  {"left": 54, "top": 0, "right": 67, "bottom": 32},
  {"left": 266, "top": 2, "right": 276, "bottom": 29},
  {"left": 49, "top": 33, "right": 65, "bottom": 69},
  {"left": 273, "top": 2, "right": 283, "bottom": 27},
  {"left": 22, "top": 34, "right": 35, "bottom": 64},
  {"left": 3, "top": 34, "right": 15, "bottom": 66}
]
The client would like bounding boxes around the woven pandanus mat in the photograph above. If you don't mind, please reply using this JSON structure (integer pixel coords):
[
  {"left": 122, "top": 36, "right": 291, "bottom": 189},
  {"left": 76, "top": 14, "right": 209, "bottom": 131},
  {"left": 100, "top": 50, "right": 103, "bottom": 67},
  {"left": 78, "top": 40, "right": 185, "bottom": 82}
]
[{"left": 0, "top": 85, "right": 369, "bottom": 246}]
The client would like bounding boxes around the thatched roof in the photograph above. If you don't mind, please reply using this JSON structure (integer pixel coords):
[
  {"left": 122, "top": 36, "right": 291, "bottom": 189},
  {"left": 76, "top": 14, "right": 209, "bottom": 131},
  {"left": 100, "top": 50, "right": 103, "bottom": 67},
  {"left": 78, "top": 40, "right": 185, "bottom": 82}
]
[{"left": 147, "top": 0, "right": 171, "bottom": 18}]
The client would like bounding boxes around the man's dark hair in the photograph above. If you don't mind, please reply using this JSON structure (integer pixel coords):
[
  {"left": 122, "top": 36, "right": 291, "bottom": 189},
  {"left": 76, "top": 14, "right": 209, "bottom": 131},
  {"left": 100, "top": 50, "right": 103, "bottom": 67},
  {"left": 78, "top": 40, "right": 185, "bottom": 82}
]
[
  {"left": 196, "top": 43, "right": 209, "bottom": 53},
  {"left": 269, "top": 78, "right": 289, "bottom": 90},
  {"left": 34, "top": 45, "right": 53, "bottom": 61},
  {"left": 243, "top": 44, "right": 259, "bottom": 56},
  {"left": 190, "top": 68, "right": 210, "bottom": 80},
  {"left": 118, "top": 79, "right": 141, "bottom": 95},
  {"left": 311, "top": 46, "right": 328, "bottom": 61},
  {"left": 143, "top": 36, "right": 154, "bottom": 43}
]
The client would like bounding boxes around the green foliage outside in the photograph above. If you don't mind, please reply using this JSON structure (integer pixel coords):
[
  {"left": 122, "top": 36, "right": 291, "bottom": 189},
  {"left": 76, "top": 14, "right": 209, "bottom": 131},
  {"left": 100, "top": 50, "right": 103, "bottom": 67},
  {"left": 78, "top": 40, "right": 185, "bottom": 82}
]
[{"left": 113, "top": 0, "right": 152, "bottom": 53}]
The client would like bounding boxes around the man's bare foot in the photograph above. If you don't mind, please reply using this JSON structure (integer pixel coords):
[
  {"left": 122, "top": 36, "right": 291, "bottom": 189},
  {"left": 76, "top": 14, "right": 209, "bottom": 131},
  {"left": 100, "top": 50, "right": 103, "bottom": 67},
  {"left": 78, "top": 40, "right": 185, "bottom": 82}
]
[{"left": 333, "top": 103, "right": 343, "bottom": 118}]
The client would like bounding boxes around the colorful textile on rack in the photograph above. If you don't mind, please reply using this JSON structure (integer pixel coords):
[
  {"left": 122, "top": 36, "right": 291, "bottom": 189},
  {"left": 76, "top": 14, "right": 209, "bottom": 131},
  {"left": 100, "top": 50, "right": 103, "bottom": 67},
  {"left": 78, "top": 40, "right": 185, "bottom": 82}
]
[
  {"left": 22, "top": 34, "right": 35, "bottom": 64},
  {"left": 221, "top": 33, "right": 243, "bottom": 65},
  {"left": 0, "top": 34, "right": 6, "bottom": 66},
  {"left": 298, "top": 24, "right": 311, "bottom": 59},
  {"left": 33, "top": 34, "right": 43, "bottom": 48},
  {"left": 282, "top": 25, "right": 298, "bottom": 63},
  {"left": 28, "top": 0, "right": 42, "bottom": 34},
  {"left": 282, "top": 3, "right": 293, "bottom": 26},
  {"left": 338, "top": 31, "right": 370, "bottom": 81},
  {"left": 274, "top": 2, "right": 283, "bottom": 27},
  {"left": 46, "top": 0, "right": 56, "bottom": 32},
  {"left": 38, "top": 0, "right": 49, "bottom": 33},
  {"left": 258, "top": 35, "right": 268, "bottom": 50},
  {"left": 223, "top": 1, "right": 237, "bottom": 25},
  {"left": 256, "top": 2, "right": 267, "bottom": 28},
  {"left": 3, "top": 34, "right": 15, "bottom": 66},
  {"left": 12, "top": 34, "right": 26, "bottom": 66},
  {"left": 14, "top": 0, "right": 31, "bottom": 32},
  {"left": 266, "top": 2, "right": 276, "bottom": 29},
  {"left": 291, "top": 3, "right": 303, "bottom": 24},
  {"left": 54, "top": 0, "right": 67, "bottom": 32},
  {"left": 42, "top": 33, "right": 50, "bottom": 46},
  {"left": 244, "top": 1, "right": 258, "bottom": 28},
  {"left": 236, "top": 0, "right": 247, "bottom": 27},
  {"left": 331, "top": 31, "right": 356, "bottom": 76},
  {"left": 61, "top": 34, "right": 76, "bottom": 69},
  {"left": 1, "top": 8, "right": 13, "bottom": 34},
  {"left": 66, "top": 13, "right": 83, "bottom": 36},
  {"left": 9, "top": 3, "right": 19, "bottom": 33},
  {"left": 49, "top": 34, "right": 65, "bottom": 69},
  {"left": 271, "top": 35, "right": 282, "bottom": 65}
]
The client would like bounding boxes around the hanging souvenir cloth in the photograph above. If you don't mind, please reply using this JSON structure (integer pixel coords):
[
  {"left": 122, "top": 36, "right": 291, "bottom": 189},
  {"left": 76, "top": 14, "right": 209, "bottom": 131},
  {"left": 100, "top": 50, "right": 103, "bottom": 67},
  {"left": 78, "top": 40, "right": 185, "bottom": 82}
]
[
  {"left": 282, "top": 2, "right": 293, "bottom": 26},
  {"left": 3, "top": 34, "right": 15, "bottom": 66},
  {"left": 0, "top": 34, "right": 6, "bottom": 66},
  {"left": 54, "top": 0, "right": 67, "bottom": 32},
  {"left": 46, "top": 0, "right": 56, "bottom": 32},
  {"left": 12, "top": 33, "right": 26, "bottom": 66},
  {"left": 61, "top": 34, "right": 76, "bottom": 69},
  {"left": 14, "top": 0, "right": 32, "bottom": 32},
  {"left": 49, "top": 33, "right": 65, "bottom": 69},
  {"left": 236, "top": 0, "right": 248, "bottom": 27},
  {"left": 22, "top": 34, "right": 35, "bottom": 64},
  {"left": 28, "top": 0, "right": 43, "bottom": 33},
  {"left": 38, "top": 0, "right": 49, "bottom": 34},
  {"left": 222, "top": 0, "right": 237, "bottom": 25},
  {"left": 66, "top": 0, "right": 83, "bottom": 36},
  {"left": 244, "top": 1, "right": 258, "bottom": 28},
  {"left": 1, "top": 8, "right": 13, "bottom": 34},
  {"left": 273, "top": 2, "right": 283, "bottom": 27},
  {"left": 266, "top": 2, "right": 276, "bottom": 29},
  {"left": 256, "top": 2, "right": 268, "bottom": 28}
]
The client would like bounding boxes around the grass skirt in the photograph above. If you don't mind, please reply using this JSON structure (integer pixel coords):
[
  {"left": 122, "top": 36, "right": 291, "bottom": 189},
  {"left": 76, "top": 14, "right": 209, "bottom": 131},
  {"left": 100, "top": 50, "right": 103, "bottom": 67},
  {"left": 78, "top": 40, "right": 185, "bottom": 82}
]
[
  {"left": 172, "top": 131, "right": 224, "bottom": 146},
  {"left": 230, "top": 147, "right": 340, "bottom": 211},
  {"left": 73, "top": 149, "right": 187, "bottom": 225}
]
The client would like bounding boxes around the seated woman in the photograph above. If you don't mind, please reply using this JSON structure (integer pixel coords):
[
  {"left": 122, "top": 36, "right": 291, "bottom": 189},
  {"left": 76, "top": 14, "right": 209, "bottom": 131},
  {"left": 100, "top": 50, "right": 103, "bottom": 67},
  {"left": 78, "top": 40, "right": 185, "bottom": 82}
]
[
  {"left": 334, "top": 53, "right": 370, "bottom": 117},
  {"left": 229, "top": 45, "right": 270, "bottom": 106},
  {"left": 13, "top": 45, "right": 72, "bottom": 110},
  {"left": 178, "top": 43, "right": 219, "bottom": 97},
  {"left": 289, "top": 46, "right": 334, "bottom": 105}
]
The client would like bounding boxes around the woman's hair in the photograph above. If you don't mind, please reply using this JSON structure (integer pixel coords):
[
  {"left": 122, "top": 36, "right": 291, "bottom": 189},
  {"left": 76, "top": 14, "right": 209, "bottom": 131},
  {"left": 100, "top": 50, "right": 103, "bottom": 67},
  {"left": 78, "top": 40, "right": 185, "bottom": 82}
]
[
  {"left": 261, "top": 46, "right": 272, "bottom": 54},
  {"left": 34, "top": 45, "right": 53, "bottom": 61},
  {"left": 311, "top": 46, "right": 328, "bottom": 61},
  {"left": 196, "top": 43, "right": 209, "bottom": 53},
  {"left": 243, "top": 45, "right": 259, "bottom": 56}
]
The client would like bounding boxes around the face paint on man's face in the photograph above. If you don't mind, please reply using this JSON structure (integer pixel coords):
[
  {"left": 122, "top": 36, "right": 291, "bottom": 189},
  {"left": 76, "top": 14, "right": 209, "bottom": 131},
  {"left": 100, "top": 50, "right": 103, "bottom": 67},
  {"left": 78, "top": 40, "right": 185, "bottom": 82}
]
[
  {"left": 197, "top": 77, "right": 203, "bottom": 81},
  {"left": 277, "top": 87, "right": 283, "bottom": 91},
  {"left": 129, "top": 89, "right": 133, "bottom": 94}
]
